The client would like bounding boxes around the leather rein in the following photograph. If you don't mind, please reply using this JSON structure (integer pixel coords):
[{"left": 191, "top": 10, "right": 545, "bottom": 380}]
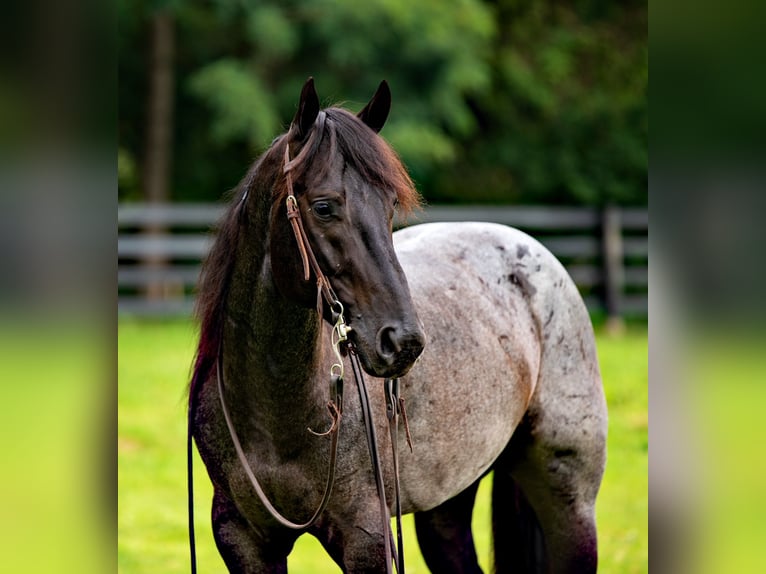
[{"left": 187, "top": 120, "right": 409, "bottom": 573}]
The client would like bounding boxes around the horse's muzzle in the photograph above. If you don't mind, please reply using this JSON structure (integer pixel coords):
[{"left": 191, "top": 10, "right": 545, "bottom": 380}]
[{"left": 372, "top": 323, "right": 425, "bottom": 378}]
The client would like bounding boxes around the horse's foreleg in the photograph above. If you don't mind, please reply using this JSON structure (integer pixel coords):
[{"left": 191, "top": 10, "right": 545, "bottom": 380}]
[
  {"left": 312, "top": 500, "right": 391, "bottom": 574},
  {"left": 211, "top": 489, "right": 292, "bottom": 573},
  {"left": 414, "top": 479, "right": 483, "bottom": 574}
]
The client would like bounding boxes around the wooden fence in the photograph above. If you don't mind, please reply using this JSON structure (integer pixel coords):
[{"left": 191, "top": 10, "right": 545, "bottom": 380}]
[{"left": 118, "top": 203, "right": 647, "bottom": 317}]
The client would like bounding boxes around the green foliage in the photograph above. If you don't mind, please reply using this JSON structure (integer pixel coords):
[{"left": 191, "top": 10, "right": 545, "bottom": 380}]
[
  {"left": 118, "top": 0, "right": 646, "bottom": 205},
  {"left": 188, "top": 60, "right": 279, "bottom": 147},
  {"left": 118, "top": 320, "right": 647, "bottom": 573},
  {"left": 118, "top": 147, "right": 140, "bottom": 201},
  {"left": 246, "top": 5, "right": 299, "bottom": 60},
  {"left": 432, "top": 0, "right": 648, "bottom": 205}
]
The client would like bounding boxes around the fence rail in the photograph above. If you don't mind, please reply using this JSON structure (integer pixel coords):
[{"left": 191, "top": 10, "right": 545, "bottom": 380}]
[{"left": 118, "top": 203, "right": 647, "bottom": 317}]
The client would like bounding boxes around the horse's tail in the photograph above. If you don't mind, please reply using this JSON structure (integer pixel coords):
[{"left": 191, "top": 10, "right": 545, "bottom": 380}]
[{"left": 492, "top": 470, "right": 548, "bottom": 574}]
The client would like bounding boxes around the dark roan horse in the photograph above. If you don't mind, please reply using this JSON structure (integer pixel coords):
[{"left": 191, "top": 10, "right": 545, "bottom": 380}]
[{"left": 189, "top": 78, "right": 607, "bottom": 573}]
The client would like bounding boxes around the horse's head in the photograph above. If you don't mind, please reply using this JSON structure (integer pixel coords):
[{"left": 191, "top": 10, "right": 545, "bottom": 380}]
[{"left": 269, "top": 78, "right": 425, "bottom": 379}]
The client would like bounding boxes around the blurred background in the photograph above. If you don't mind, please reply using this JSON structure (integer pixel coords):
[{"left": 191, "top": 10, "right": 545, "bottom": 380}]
[
  {"left": 118, "top": 0, "right": 647, "bottom": 206},
  {"left": 117, "top": 0, "right": 648, "bottom": 324},
  {"left": 118, "top": 0, "right": 648, "bottom": 206}
]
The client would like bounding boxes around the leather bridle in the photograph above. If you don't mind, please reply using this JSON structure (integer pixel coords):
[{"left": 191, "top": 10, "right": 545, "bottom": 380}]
[{"left": 187, "top": 120, "right": 410, "bottom": 573}]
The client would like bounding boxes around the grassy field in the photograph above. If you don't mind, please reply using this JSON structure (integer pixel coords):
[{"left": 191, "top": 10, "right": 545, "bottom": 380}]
[{"left": 118, "top": 319, "right": 647, "bottom": 573}]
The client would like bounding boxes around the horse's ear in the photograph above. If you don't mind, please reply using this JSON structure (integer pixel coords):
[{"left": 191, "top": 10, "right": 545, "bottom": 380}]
[
  {"left": 291, "top": 77, "right": 320, "bottom": 140},
  {"left": 357, "top": 80, "right": 391, "bottom": 133}
]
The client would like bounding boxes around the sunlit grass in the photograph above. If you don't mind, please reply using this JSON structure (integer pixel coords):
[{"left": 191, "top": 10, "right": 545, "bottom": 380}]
[
  {"left": 118, "top": 319, "right": 646, "bottom": 573},
  {"left": 595, "top": 329, "right": 648, "bottom": 574}
]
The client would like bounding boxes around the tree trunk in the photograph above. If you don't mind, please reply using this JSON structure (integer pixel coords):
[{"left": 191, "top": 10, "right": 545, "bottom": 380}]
[{"left": 142, "top": 11, "right": 175, "bottom": 300}]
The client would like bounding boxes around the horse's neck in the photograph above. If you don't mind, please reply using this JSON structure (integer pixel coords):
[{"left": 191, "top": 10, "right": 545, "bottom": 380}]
[{"left": 221, "top": 204, "right": 327, "bottom": 438}]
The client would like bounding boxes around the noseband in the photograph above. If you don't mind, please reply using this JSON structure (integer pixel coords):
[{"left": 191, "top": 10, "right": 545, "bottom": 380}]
[{"left": 188, "top": 117, "right": 410, "bottom": 574}]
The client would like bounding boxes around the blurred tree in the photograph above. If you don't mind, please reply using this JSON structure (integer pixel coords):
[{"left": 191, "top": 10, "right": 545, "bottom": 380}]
[
  {"left": 118, "top": 0, "right": 646, "bottom": 206},
  {"left": 182, "top": 0, "right": 496, "bottom": 196},
  {"left": 119, "top": 0, "right": 494, "bottom": 201},
  {"left": 432, "top": 0, "right": 647, "bottom": 205},
  {"left": 143, "top": 9, "right": 174, "bottom": 205}
]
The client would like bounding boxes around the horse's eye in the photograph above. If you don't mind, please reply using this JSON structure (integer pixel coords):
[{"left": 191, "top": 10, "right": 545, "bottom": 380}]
[
  {"left": 312, "top": 201, "right": 333, "bottom": 219},
  {"left": 393, "top": 198, "right": 400, "bottom": 209}
]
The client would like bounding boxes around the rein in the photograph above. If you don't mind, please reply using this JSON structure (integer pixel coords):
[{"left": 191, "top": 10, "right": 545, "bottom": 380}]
[
  {"left": 216, "top": 334, "right": 343, "bottom": 530},
  {"left": 187, "top": 120, "right": 409, "bottom": 573}
]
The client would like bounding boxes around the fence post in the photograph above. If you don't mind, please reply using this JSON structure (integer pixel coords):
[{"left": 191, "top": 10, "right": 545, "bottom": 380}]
[{"left": 602, "top": 205, "right": 625, "bottom": 332}]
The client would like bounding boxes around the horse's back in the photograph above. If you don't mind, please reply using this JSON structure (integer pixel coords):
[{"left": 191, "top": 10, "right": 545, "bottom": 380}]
[
  {"left": 394, "top": 221, "right": 591, "bottom": 368},
  {"left": 392, "top": 222, "right": 606, "bottom": 513}
]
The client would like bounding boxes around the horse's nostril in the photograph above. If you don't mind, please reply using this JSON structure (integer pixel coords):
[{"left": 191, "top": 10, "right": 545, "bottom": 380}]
[
  {"left": 376, "top": 325, "right": 426, "bottom": 366},
  {"left": 376, "top": 326, "right": 401, "bottom": 359}
]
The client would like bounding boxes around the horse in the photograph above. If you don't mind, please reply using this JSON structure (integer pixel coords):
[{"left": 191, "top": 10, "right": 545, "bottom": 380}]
[{"left": 188, "top": 77, "right": 607, "bottom": 573}]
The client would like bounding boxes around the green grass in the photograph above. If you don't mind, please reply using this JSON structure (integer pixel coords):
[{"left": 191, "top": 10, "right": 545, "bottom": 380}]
[
  {"left": 118, "top": 319, "right": 647, "bottom": 573},
  {"left": 0, "top": 320, "right": 112, "bottom": 574},
  {"left": 685, "top": 333, "right": 766, "bottom": 574}
]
